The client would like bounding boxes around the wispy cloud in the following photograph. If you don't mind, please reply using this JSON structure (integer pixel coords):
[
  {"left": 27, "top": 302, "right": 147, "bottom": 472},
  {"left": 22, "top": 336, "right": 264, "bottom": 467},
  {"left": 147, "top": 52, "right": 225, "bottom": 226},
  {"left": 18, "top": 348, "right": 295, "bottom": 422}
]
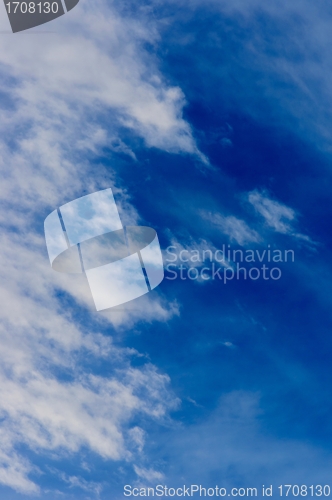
[
  {"left": 248, "top": 190, "right": 314, "bottom": 244},
  {"left": 248, "top": 190, "right": 296, "bottom": 234},
  {"left": 133, "top": 465, "right": 164, "bottom": 483},
  {"left": 160, "top": 391, "right": 332, "bottom": 487}
]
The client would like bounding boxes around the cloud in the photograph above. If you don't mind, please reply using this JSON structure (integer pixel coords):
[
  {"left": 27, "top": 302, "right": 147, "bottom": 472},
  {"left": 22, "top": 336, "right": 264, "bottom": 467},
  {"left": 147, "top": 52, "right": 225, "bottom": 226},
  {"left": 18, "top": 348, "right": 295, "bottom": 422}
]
[
  {"left": 0, "top": 368, "right": 174, "bottom": 461},
  {"left": 59, "top": 472, "right": 102, "bottom": 496},
  {"left": 248, "top": 190, "right": 296, "bottom": 234},
  {"left": 0, "top": 437, "right": 38, "bottom": 495},
  {"left": 247, "top": 190, "right": 314, "bottom": 245},
  {"left": 160, "top": 391, "right": 332, "bottom": 487},
  {"left": 0, "top": 0, "right": 203, "bottom": 161},
  {"left": 222, "top": 341, "right": 236, "bottom": 349},
  {"left": 201, "top": 211, "right": 261, "bottom": 246},
  {"left": 133, "top": 465, "right": 164, "bottom": 483}
]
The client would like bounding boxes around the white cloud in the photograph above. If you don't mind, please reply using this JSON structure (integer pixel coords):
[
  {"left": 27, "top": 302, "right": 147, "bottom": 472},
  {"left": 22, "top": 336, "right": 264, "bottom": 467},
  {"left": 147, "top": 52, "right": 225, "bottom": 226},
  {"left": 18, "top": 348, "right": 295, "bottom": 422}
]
[
  {"left": 201, "top": 211, "right": 261, "bottom": 245},
  {"left": 247, "top": 191, "right": 317, "bottom": 248},
  {"left": 248, "top": 190, "right": 296, "bottom": 234},
  {"left": 59, "top": 472, "right": 102, "bottom": 496},
  {"left": 128, "top": 427, "right": 145, "bottom": 453},
  {"left": 0, "top": 436, "right": 38, "bottom": 495},
  {"left": 247, "top": 190, "right": 315, "bottom": 244},
  {"left": 133, "top": 465, "right": 164, "bottom": 483},
  {"left": 222, "top": 341, "right": 236, "bottom": 348},
  {"left": 0, "top": 0, "right": 203, "bottom": 162}
]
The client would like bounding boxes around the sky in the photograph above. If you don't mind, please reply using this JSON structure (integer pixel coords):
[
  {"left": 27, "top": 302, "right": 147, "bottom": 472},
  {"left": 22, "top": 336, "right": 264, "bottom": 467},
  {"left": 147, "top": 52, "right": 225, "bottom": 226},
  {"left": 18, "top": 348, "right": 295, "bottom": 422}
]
[{"left": 0, "top": 0, "right": 332, "bottom": 498}]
